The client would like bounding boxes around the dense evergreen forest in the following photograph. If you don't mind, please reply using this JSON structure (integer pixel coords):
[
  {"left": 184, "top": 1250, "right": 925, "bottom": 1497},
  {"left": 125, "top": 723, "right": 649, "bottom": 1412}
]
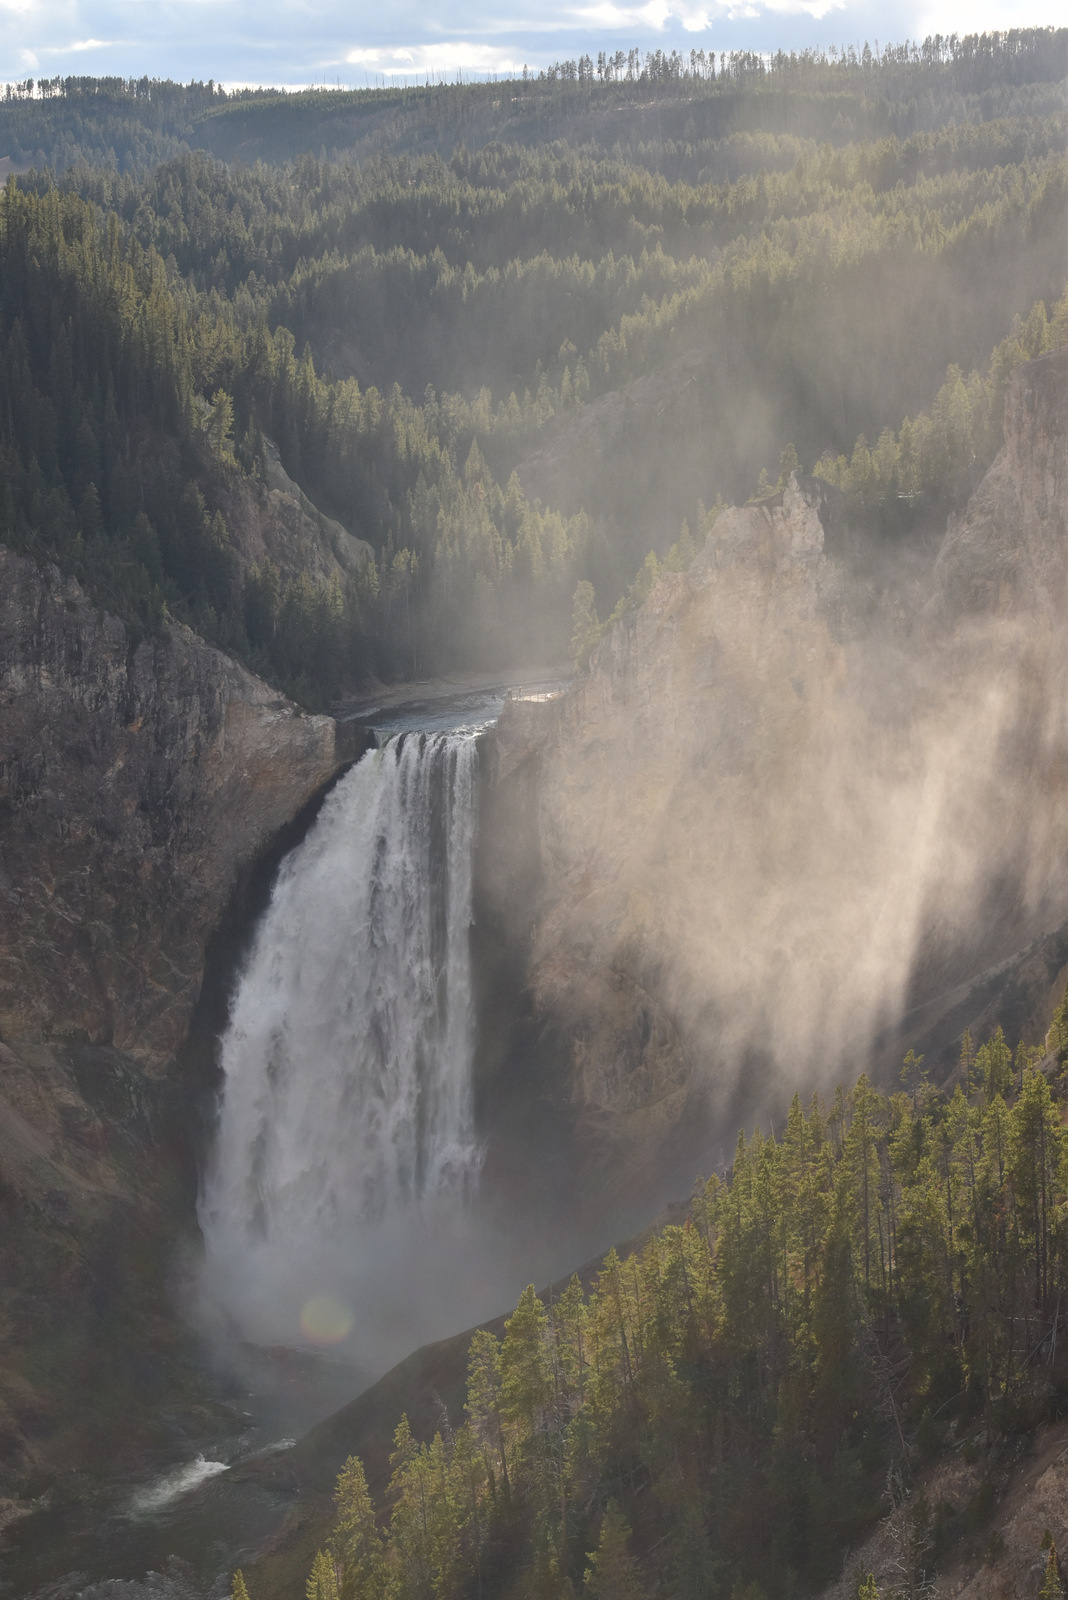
[
  {"left": 0, "top": 30, "right": 1065, "bottom": 703},
  {"left": 276, "top": 1016, "right": 1068, "bottom": 1600}
]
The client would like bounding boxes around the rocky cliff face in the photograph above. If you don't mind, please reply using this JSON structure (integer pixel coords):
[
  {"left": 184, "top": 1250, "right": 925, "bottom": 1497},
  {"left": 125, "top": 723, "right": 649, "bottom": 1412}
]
[
  {"left": 0, "top": 546, "right": 344, "bottom": 1064},
  {"left": 494, "top": 350, "right": 1068, "bottom": 1171},
  {"left": 218, "top": 439, "right": 374, "bottom": 591},
  {"left": 0, "top": 547, "right": 352, "bottom": 1492},
  {"left": 927, "top": 349, "right": 1068, "bottom": 624}
]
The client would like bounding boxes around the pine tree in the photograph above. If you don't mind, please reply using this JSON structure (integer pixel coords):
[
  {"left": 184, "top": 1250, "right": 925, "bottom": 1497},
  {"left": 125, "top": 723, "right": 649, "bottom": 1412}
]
[
  {"left": 1047, "top": 982, "right": 1068, "bottom": 1066},
  {"left": 974, "top": 1026, "right": 1013, "bottom": 1102},
  {"left": 584, "top": 1501, "right": 643, "bottom": 1600},
  {"left": 1010, "top": 1068, "right": 1066, "bottom": 1312},
  {"left": 959, "top": 1028, "right": 975, "bottom": 1089},
  {"left": 467, "top": 1327, "right": 510, "bottom": 1496},
  {"left": 306, "top": 1549, "right": 340, "bottom": 1600},
  {"left": 1040, "top": 1539, "right": 1065, "bottom": 1600},
  {"left": 777, "top": 442, "right": 799, "bottom": 488},
  {"left": 207, "top": 388, "right": 237, "bottom": 464},
  {"left": 500, "top": 1284, "right": 552, "bottom": 1442},
  {"left": 332, "top": 1454, "right": 388, "bottom": 1600},
  {"left": 569, "top": 579, "right": 600, "bottom": 670}
]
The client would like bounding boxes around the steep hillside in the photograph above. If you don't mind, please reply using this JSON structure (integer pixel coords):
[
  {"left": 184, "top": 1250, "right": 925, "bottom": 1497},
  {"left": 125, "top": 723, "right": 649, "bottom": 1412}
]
[
  {"left": 239, "top": 1034, "right": 1068, "bottom": 1600},
  {"left": 4, "top": 37, "right": 1066, "bottom": 174}
]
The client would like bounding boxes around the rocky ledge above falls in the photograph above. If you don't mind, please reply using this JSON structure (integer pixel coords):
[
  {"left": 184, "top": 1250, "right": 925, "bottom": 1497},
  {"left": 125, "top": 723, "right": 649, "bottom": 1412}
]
[{"left": 0, "top": 544, "right": 353, "bottom": 1067}]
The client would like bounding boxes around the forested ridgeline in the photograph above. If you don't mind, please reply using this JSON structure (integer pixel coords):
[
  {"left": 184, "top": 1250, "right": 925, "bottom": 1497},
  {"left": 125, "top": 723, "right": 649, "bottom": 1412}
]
[
  {"left": 1, "top": 33, "right": 1066, "bottom": 705},
  {"left": 40, "top": 106, "right": 1068, "bottom": 546},
  {"left": 272, "top": 1020, "right": 1068, "bottom": 1600},
  {"left": 2, "top": 31, "right": 1066, "bottom": 174}
]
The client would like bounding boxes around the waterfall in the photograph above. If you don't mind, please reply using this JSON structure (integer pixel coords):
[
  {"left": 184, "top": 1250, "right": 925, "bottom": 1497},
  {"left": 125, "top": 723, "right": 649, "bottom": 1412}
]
[{"left": 198, "top": 731, "right": 483, "bottom": 1352}]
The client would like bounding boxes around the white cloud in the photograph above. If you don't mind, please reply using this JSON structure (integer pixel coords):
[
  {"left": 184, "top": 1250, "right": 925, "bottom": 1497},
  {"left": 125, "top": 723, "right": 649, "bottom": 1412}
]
[
  {"left": 914, "top": 0, "right": 1065, "bottom": 29},
  {"left": 573, "top": 0, "right": 714, "bottom": 31},
  {"left": 345, "top": 40, "right": 530, "bottom": 75},
  {"left": 221, "top": 80, "right": 314, "bottom": 91},
  {"left": 27, "top": 35, "right": 116, "bottom": 57},
  {"left": 759, "top": 0, "right": 847, "bottom": 20}
]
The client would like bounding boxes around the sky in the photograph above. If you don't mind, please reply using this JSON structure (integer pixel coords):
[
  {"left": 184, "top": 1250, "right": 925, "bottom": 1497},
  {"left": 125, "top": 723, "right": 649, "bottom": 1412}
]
[{"left": 1, "top": 0, "right": 1063, "bottom": 91}]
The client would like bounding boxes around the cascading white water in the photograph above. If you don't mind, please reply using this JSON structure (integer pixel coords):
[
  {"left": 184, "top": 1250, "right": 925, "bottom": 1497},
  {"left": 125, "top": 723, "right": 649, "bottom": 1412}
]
[{"left": 198, "top": 731, "right": 483, "bottom": 1354}]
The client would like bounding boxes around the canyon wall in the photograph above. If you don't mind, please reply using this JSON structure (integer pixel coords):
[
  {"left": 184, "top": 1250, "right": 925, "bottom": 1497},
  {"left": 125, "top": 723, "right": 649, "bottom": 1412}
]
[
  {"left": 490, "top": 350, "right": 1068, "bottom": 1172},
  {"left": 927, "top": 348, "right": 1068, "bottom": 625},
  {"left": 0, "top": 548, "right": 353, "bottom": 1490},
  {"left": 0, "top": 545, "right": 347, "bottom": 1065}
]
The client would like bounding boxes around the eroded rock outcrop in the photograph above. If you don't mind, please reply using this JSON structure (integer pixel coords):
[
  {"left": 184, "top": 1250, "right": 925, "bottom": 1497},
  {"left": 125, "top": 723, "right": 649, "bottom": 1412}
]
[{"left": 513, "top": 476, "right": 849, "bottom": 1158}]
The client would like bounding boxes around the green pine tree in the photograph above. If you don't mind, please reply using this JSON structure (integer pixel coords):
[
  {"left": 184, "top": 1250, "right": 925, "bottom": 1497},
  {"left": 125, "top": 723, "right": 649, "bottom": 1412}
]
[
  {"left": 306, "top": 1550, "right": 340, "bottom": 1600},
  {"left": 584, "top": 1501, "right": 643, "bottom": 1600},
  {"left": 570, "top": 579, "right": 601, "bottom": 671},
  {"left": 1040, "top": 1542, "right": 1064, "bottom": 1600},
  {"left": 332, "top": 1454, "right": 389, "bottom": 1600}
]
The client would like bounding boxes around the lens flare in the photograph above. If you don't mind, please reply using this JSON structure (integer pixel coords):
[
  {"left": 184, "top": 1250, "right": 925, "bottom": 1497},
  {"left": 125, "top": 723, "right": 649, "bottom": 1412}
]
[{"left": 299, "top": 1291, "right": 354, "bottom": 1344}]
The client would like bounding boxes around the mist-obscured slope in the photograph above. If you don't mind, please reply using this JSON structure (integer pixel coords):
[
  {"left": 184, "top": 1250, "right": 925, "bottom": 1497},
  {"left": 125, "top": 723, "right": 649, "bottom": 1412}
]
[{"left": 508, "top": 349, "right": 1068, "bottom": 1180}]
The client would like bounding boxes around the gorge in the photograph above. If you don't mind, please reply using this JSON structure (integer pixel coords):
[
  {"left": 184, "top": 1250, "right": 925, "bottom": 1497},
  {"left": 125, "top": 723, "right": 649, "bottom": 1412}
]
[
  {"left": 6, "top": 349, "right": 1068, "bottom": 1600},
  {"left": 0, "top": 40, "right": 1066, "bottom": 1589}
]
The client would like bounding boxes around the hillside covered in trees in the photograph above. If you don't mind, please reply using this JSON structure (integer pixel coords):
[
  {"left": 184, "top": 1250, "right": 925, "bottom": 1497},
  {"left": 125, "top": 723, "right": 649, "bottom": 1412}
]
[
  {"left": 281, "top": 1019, "right": 1068, "bottom": 1600},
  {"left": 0, "top": 29, "right": 1065, "bottom": 705}
]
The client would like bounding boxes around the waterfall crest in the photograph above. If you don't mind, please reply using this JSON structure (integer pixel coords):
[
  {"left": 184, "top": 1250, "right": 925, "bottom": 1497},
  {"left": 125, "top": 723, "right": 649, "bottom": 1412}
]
[{"left": 198, "top": 731, "right": 482, "bottom": 1350}]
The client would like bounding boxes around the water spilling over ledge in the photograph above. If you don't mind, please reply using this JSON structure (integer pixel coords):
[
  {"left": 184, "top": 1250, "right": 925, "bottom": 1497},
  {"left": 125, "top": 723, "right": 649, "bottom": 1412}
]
[{"left": 198, "top": 731, "right": 483, "bottom": 1354}]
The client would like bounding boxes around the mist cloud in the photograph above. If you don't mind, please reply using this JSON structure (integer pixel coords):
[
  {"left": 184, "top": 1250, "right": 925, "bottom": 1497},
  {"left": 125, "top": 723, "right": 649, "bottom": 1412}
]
[{"left": 528, "top": 419, "right": 1068, "bottom": 1154}]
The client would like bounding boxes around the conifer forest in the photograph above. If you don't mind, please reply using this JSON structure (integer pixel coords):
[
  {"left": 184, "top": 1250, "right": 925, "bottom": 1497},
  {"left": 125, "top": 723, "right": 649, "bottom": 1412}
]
[
  {"left": 1, "top": 31, "right": 1065, "bottom": 700},
  {"left": 304, "top": 1026, "right": 1068, "bottom": 1600}
]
